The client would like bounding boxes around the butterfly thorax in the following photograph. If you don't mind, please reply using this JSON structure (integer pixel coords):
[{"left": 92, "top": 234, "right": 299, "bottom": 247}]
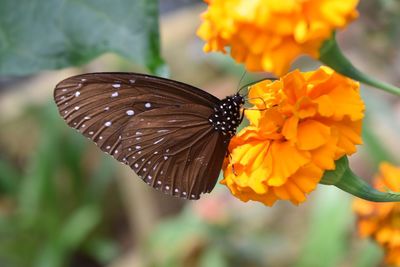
[{"left": 208, "top": 93, "right": 244, "bottom": 137}]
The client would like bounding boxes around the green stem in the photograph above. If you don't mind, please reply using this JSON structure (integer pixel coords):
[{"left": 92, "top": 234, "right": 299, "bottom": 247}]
[
  {"left": 319, "top": 36, "right": 400, "bottom": 96},
  {"left": 335, "top": 168, "right": 400, "bottom": 202},
  {"left": 320, "top": 157, "right": 400, "bottom": 202}
]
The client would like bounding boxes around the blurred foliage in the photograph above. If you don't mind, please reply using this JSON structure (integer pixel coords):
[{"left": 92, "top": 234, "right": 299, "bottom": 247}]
[
  {"left": 359, "top": 0, "right": 400, "bottom": 43},
  {"left": 0, "top": 104, "right": 120, "bottom": 267},
  {"left": 0, "top": 0, "right": 164, "bottom": 76},
  {"left": 296, "top": 188, "right": 353, "bottom": 267},
  {"left": 144, "top": 207, "right": 270, "bottom": 267}
]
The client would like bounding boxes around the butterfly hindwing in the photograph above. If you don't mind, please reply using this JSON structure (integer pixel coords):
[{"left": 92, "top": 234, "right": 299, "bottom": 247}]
[{"left": 121, "top": 104, "right": 229, "bottom": 199}]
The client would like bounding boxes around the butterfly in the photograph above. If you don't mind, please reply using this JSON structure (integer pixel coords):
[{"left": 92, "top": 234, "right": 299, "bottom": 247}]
[{"left": 54, "top": 73, "right": 245, "bottom": 200}]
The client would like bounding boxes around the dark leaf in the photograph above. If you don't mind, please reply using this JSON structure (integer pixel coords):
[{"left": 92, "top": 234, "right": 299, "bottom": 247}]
[{"left": 0, "top": 0, "right": 163, "bottom": 76}]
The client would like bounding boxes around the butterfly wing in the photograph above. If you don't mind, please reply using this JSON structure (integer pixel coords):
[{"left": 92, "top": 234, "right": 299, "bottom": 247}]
[
  {"left": 121, "top": 104, "right": 229, "bottom": 199},
  {"left": 54, "top": 73, "right": 227, "bottom": 199},
  {"left": 54, "top": 73, "right": 220, "bottom": 161}
]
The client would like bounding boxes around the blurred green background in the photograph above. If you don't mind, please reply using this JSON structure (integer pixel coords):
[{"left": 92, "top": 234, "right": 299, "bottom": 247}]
[{"left": 0, "top": 1, "right": 399, "bottom": 266}]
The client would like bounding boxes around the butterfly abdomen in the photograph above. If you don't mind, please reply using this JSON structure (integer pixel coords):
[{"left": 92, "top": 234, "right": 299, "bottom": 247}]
[{"left": 208, "top": 93, "right": 244, "bottom": 138}]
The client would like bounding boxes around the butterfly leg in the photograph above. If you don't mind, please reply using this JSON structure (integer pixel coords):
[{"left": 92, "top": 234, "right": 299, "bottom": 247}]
[{"left": 227, "top": 153, "right": 238, "bottom": 176}]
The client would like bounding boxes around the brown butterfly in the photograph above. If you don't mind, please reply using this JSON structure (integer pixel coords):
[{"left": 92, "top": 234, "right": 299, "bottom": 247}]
[{"left": 54, "top": 73, "right": 244, "bottom": 200}]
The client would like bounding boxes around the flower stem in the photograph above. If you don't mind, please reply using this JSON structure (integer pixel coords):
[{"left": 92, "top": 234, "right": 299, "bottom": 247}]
[
  {"left": 336, "top": 168, "right": 400, "bottom": 202},
  {"left": 320, "top": 157, "right": 400, "bottom": 202},
  {"left": 319, "top": 36, "right": 400, "bottom": 96}
]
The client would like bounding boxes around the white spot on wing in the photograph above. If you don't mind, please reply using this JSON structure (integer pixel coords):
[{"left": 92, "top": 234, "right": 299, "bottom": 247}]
[
  {"left": 145, "top": 103, "right": 151, "bottom": 108},
  {"left": 111, "top": 92, "right": 119, "bottom": 97},
  {"left": 154, "top": 138, "right": 164, "bottom": 144},
  {"left": 105, "top": 121, "right": 112, "bottom": 127},
  {"left": 126, "top": 110, "right": 135, "bottom": 116},
  {"left": 112, "top": 84, "right": 121, "bottom": 88},
  {"left": 75, "top": 91, "right": 80, "bottom": 97}
]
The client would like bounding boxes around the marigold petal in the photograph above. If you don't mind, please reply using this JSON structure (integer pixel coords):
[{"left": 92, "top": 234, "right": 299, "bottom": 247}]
[
  {"left": 296, "top": 119, "right": 331, "bottom": 150},
  {"left": 291, "top": 163, "right": 323, "bottom": 193},
  {"left": 310, "top": 133, "right": 338, "bottom": 170},
  {"left": 325, "top": 82, "right": 364, "bottom": 121},
  {"left": 314, "top": 95, "right": 335, "bottom": 117},
  {"left": 330, "top": 119, "right": 363, "bottom": 157},
  {"left": 273, "top": 186, "right": 290, "bottom": 200},
  {"left": 268, "top": 142, "right": 310, "bottom": 186},
  {"left": 282, "top": 116, "right": 299, "bottom": 142}
]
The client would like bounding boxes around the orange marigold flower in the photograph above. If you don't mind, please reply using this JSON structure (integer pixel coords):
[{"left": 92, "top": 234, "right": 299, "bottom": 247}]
[
  {"left": 197, "top": 0, "right": 359, "bottom": 76},
  {"left": 353, "top": 163, "right": 400, "bottom": 266},
  {"left": 222, "top": 66, "right": 364, "bottom": 206}
]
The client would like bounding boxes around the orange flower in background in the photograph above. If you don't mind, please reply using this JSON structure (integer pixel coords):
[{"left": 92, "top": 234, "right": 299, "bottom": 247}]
[
  {"left": 354, "top": 163, "right": 400, "bottom": 266},
  {"left": 197, "top": 0, "right": 359, "bottom": 76},
  {"left": 222, "top": 66, "right": 364, "bottom": 206}
]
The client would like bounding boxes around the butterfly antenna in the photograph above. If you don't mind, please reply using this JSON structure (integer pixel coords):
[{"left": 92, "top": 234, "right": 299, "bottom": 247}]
[{"left": 236, "top": 70, "right": 247, "bottom": 93}]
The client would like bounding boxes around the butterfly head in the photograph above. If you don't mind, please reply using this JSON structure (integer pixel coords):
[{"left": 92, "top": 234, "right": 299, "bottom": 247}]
[{"left": 209, "top": 93, "right": 244, "bottom": 138}]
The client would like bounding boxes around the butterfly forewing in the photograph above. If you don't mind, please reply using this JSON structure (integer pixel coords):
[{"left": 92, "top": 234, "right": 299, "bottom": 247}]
[
  {"left": 121, "top": 104, "right": 228, "bottom": 199},
  {"left": 54, "top": 73, "right": 219, "bottom": 160}
]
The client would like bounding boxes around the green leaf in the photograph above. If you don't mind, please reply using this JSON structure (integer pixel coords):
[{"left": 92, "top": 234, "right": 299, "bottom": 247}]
[
  {"left": 0, "top": 0, "right": 164, "bottom": 76},
  {"left": 319, "top": 35, "right": 400, "bottom": 96},
  {"left": 320, "top": 156, "right": 400, "bottom": 202}
]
